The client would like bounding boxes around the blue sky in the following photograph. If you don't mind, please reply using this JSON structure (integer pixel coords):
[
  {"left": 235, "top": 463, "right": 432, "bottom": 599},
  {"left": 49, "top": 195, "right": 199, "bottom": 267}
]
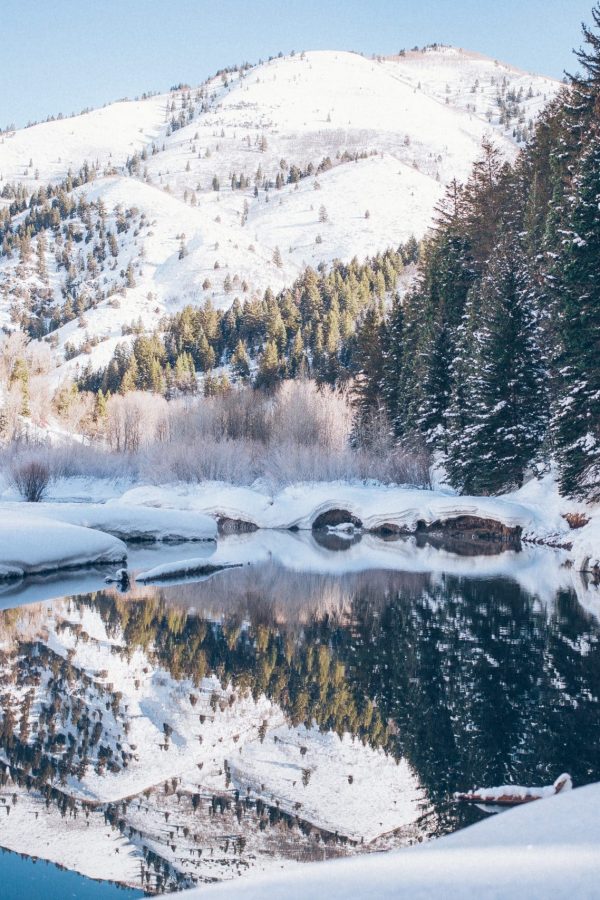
[{"left": 1, "top": 0, "right": 593, "bottom": 128}]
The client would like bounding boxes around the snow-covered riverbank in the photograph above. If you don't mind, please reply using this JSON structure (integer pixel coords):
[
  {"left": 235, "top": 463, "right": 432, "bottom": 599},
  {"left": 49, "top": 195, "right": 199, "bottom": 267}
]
[
  {"left": 113, "top": 476, "right": 597, "bottom": 573},
  {"left": 0, "top": 473, "right": 598, "bottom": 580}
]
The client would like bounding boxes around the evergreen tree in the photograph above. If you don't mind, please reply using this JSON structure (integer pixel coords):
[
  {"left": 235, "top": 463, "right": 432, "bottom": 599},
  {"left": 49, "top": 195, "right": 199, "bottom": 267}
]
[
  {"left": 172, "top": 352, "right": 196, "bottom": 394},
  {"left": 446, "top": 245, "right": 547, "bottom": 493},
  {"left": 93, "top": 389, "right": 108, "bottom": 422},
  {"left": 351, "top": 301, "right": 386, "bottom": 440},
  {"left": 231, "top": 339, "right": 251, "bottom": 380},
  {"left": 120, "top": 355, "right": 139, "bottom": 394},
  {"left": 10, "top": 358, "right": 30, "bottom": 417},
  {"left": 551, "top": 127, "right": 600, "bottom": 499},
  {"left": 288, "top": 329, "right": 308, "bottom": 377},
  {"left": 255, "top": 340, "right": 281, "bottom": 391},
  {"left": 197, "top": 331, "right": 216, "bottom": 371},
  {"left": 380, "top": 295, "right": 404, "bottom": 429}
]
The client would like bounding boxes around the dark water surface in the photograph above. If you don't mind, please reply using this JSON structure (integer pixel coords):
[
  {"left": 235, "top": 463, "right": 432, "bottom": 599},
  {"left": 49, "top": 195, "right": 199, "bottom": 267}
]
[{"left": 0, "top": 534, "right": 598, "bottom": 895}]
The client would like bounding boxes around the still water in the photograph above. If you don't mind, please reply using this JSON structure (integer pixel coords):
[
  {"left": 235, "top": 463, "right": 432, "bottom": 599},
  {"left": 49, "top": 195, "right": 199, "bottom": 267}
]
[
  {"left": 0, "top": 847, "right": 142, "bottom": 900},
  {"left": 0, "top": 532, "right": 598, "bottom": 896}
]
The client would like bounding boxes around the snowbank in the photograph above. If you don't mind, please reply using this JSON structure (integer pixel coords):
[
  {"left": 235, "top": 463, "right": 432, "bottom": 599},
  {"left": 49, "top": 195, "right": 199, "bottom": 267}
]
[
  {"left": 173, "top": 782, "right": 600, "bottom": 900},
  {"left": 114, "top": 477, "right": 599, "bottom": 574},
  {"left": 0, "top": 513, "right": 126, "bottom": 579},
  {"left": 1, "top": 500, "right": 217, "bottom": 542},
  {"left": 118, "top": 481, "right": 559, "bottom": 534}
]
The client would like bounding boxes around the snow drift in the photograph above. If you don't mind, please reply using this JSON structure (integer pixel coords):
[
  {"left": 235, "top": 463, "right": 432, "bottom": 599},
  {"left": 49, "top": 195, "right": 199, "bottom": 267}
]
[
  {"left": 1, "top": 500, "right": 217, "bottom": 543},
  {"left": 0, "top": 512, "right": 126, "bottom": 578}
]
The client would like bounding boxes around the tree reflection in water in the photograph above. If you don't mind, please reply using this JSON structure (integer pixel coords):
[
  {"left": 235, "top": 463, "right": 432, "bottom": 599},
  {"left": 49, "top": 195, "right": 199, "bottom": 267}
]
[{"left": 0, "top": 555, "right": 598, "bottom": 891}]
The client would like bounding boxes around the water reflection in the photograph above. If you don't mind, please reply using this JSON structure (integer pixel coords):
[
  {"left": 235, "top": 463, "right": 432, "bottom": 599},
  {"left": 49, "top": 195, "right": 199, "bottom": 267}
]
[
  {"left": 0, "top": 846, "right": 142, "bottom": 900},
  {"left": 0, "top": 538, "right": 599, "bottom": 893}
]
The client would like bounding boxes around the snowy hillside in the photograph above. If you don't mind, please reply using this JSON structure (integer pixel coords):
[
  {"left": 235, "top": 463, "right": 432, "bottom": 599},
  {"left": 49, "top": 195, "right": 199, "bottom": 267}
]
[
  {"left": 0, "top": 94, "right": 166, "bottom": 189},
  {"left": 0, "top": 48, "right": 560, "bottom": 377}
]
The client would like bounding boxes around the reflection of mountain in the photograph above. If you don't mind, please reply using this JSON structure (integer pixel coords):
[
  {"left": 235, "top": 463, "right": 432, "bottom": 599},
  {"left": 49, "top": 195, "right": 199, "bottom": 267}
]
[
  {"left": 0, "top": 561, "right": 599, "bottom": 892},
  {"left": 0, "top": 585, "right": 425, "bottom": 893}
]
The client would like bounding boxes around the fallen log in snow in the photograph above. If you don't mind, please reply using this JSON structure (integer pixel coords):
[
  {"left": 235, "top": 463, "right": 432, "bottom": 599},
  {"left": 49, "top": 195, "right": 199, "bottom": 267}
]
[
  {"left": 135, "top": 558, "right": 241, "bottom": 584},
  {"left": 454, "top": 773, "right": 572, "bottom": 806}
]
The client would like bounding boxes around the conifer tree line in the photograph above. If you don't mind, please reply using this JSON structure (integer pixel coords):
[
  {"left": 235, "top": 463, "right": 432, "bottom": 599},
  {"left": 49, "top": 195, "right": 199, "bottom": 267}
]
[
  {"left": 77, "top": 242, "right": 418, "bottom": 397},
  {"left": 353, "top": 6, "right": 600, "bottom": 502}
]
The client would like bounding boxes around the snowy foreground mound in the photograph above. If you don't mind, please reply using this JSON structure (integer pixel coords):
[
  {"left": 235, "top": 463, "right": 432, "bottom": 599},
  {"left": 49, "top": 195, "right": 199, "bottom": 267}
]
[
  {"left": 0, "top": 512, "right": 125, "bottom": 578},
  {"left": 174, "top": 783, "right": 600, "bottom": 900}
]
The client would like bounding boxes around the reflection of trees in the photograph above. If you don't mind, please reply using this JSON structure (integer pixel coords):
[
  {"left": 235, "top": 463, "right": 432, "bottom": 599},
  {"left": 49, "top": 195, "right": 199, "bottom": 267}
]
[
  {"left": 86, "top": 587, "right": 391, "bottom": 751},
  {"left": 90, "top": 567, "right": 600, "bottom": 807},
  {"left": 1, "top": 565, "right": 599, "bottom": 838},
  {"left": 346, "top": 576, "right": 600, "bottom": 831}
]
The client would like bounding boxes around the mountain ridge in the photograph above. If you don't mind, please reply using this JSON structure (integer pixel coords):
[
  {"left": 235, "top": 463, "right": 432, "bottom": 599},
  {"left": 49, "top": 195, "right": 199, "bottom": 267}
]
[{"left": 0, "top": 47, "right": 560, "bottom": 380}]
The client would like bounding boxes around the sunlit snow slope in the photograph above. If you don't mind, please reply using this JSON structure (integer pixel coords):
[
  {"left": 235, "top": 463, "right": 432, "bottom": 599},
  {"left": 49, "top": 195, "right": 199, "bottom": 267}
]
[{"left": 0, "top": 47, "right": 560, "bottom": 375}]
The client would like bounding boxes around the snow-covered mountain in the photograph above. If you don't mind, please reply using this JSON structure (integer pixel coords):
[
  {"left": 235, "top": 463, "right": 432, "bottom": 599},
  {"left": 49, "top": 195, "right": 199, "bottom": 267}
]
[{"left": 0, "top": 47, "right": 560, "bottom": 378}]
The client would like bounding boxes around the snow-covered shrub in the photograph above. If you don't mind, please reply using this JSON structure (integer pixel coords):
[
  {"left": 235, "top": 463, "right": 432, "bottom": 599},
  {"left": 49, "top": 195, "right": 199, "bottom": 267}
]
[
  {"left": 264, "top": 441, "right": 352, "bottom": 487},
  {"left": 43, "top": 443, "right": 139, "bottom": 480},
  {"left": 0, "top": 383, "right": 431, "bottom": 490},
  {"left": 106, "top": 392, "right": 169, "bottom": 453},
  {"left": 0, "top": 441, "right": 138, "bottom": 485},
  {"left": 9, "top": 456, "right": 51, "bottom": 502},
  {"left": 271, "top": 380, "right": 351, "bottom": 452},
  {"left": 142, "top": 436, "right": 261, "bottom": 484},
  {"left": 353, "top": 445, "right": 431, "bottom": 487}
]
